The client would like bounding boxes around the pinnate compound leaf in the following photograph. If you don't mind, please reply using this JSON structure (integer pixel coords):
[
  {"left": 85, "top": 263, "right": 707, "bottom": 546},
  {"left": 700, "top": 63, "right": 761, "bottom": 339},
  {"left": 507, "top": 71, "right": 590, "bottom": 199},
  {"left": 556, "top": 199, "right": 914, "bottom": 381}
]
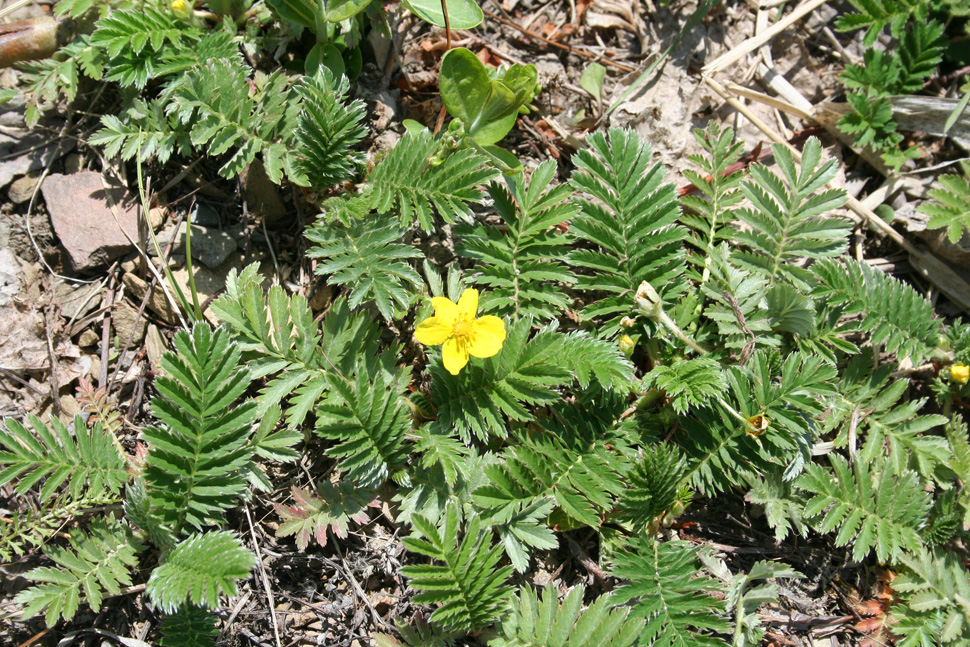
[
  {"left": 456, "top": 159, "right": 577, "bottom": 322},
  {"left": 430, "top": 320, "right": 572, "bottom": 443},
  {"left": 315, "top": 356, "right": 412, "bottom": 488},
  {"left": 90, "top": 6, "right": 185, "bottom": 58},
  {"left": 812, "top": 258, "right": 939, "bottom": 364},
  {"left": 732, "top": 137, "right": 849, "bottom": 289},
  {"left": 568, "top": 128, "right": 688, "bottom": 334},
  {"left": 0, "top": 414, "right": 127, "bottom": 502},
  {"left": 490, "top": 584, "right": 644, "bottom": 647},
  {"left": 292, "top": 69, "right": 367, "bottom": 190},
  {"left": 367, "top": 129, "right": 498, "bottom": 230},
  {"left": 402, "top": 505, "right": 513, "bottom": 634},
  {"left": 920, "top": 163, "right": 970, "bottom": 245},
  {"left": 16, "top": 517, "right": 142, "bottom": 626},
  {"left": 796, "top": 455, "right": 929, "bottom": 563},
  {"left": 159, "top": 606, "right": 219, "bottom": 647},
  {"left": 643, "top": 357, "right": 727, "bottom": 415},
  {"left": 147, "top": 531, "right": 255, "bottom": 614},
  {"left": 306, "top": 215, "right": 423, "bottom": 321},
  {"left": 142, "top": 324, "right": 257, "bottom": 533},
  {"left": 891, "top": 547, "right": 970, "bottom": 645},
  {"left": 612, "top": 537, "right": 729, "bottom": 647},
  {"left": 274, "top": 482, "right": 378, "bottom": 550}
]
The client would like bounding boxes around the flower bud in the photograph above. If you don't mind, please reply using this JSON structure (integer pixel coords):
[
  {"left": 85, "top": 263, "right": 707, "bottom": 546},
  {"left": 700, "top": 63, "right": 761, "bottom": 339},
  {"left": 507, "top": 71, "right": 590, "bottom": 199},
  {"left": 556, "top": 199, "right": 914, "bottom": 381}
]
[
  {"left": 951, "top": 362, "right": 969, "bottom": 385},
  {"left": 619, "top": 335, "right": 635, "bottom": 358},
  {"left": 745, "top": 414, "right": 769, "bottom": 437},
  {"left": 634, "top": 280, "right": 663, "bottom": 320}
]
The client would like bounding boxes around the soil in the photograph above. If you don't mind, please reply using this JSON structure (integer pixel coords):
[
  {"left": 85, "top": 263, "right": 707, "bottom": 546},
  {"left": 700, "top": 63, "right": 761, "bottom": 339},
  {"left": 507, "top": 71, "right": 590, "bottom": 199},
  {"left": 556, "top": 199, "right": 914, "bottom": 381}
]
[{"left": 0, "top": 0, "right": 967, "bottom": 644}]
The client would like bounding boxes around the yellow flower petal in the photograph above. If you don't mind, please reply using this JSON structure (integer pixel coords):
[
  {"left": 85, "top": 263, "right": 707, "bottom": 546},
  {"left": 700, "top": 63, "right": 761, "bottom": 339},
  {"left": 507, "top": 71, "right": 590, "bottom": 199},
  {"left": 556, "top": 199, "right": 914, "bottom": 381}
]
[
  {"left": 431, "top": 297, "right": 459, "bottom": 325},
  {"left": 467, "top": 316, "right": 506, "bottom": 358},
  {"left": 457, "top": 288, "right": 479, "bottom": 319},
  {"left": 415, "top": 316, "right": 452, "bottom": 346},
  {"left": 467, "top": 333, "right": 503, "bottom": 358},
  {"left": 442, "top": 338, "right": 469, "bottom": 375}
]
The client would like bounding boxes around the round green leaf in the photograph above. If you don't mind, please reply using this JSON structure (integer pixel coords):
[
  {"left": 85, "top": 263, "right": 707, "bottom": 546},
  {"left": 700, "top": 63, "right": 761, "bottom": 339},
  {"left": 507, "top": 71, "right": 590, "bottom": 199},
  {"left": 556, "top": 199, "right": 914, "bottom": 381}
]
[
  {"left": 440, "top": 48, "right": 518, "bottom": 145},
  {"left": 326, "top": 0, "right": 372, "bottom": 22},
  {"left": 402, "top": 0, "right": 483, "bottom": 29},
  {"left": 266, "top": 0, "right": 321, "bottom": 30},
  {"left": 306, "top": 42, "right": 345, "bottom": 77}
]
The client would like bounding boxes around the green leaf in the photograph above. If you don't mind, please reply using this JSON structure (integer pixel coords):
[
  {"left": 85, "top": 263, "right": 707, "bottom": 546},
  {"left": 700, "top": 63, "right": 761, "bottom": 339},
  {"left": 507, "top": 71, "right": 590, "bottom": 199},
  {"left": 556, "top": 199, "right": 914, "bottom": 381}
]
[
  {"left": 920, "top": 165, "right": 970, "bottom": 245},
  {"left": 568, "top": 128, "right": 688, "bottom": 334},
  {"left": 0, "top": 415, "right": 127, "bottom": 502},
  {"left": 403, "top": 0, "right": 484, "bottom": 29},
  {"left": 401, "top": 505, "right": 513, "bottom": 634},
  {"left": 266, "top": 0, "right": 322, "bottom": 30},
  {"left": 766, "top": 283, "right": 815, "bottom": 336},
  {"left": 142, "top": 324, "right": 258, "bottom": 533},
  {"left": 159, "top": 606, "right": 219, "bottom": 647},
  {"left": 15, "top": 517, "right": 143, "bottom": 626},
  {"left": 440, "top": 48, "right": 518, "bottom": 145},
  {"left": 456, "top": 159, "right": 577, "bottom": 322},
  {"left": 305, "top": 214, "right": 423, "bottom": 321},
  {"left": 326, "top": 0, "right": 373, "bottom": 21},
  {"left": 796, "top": 455, "right": 929, "bottom": 563},
  {"left": 305, "top": 42, "right": 344, "bottom": 78},
  {"left": 491, "top": 584, "right": 644, "bottom": 647},
  {"left": 366, "top": 128, "right": 498, "bottom": 230},
  {"left": 612, "top": 537, "right": 729, "bottom": 647},
  {"left": 615, "top": 443, "right": 690, "bottom": 530},
  {"left": 891, "top": 547, "right": 970, "bottom": 646},
  {"left": 580, "top": 62, "right": 606, "bottom": 102},
  {"left": 945, "top": 84, "right": 970, "bottom": 135},
  {"left": 732, "top": 137, "right": 849, "bottom": 289},
  {"left": 473, "top": 398, "right": 632, "bottom": 529},
  {"left": 812, "top": 258, "right": 940, "bottom": 364},
  {"left": 643, "top": 357, "right": 727, "bottom": 415},
  {"left": 147, "top": 531, "right": 256, "bottom": 613}
]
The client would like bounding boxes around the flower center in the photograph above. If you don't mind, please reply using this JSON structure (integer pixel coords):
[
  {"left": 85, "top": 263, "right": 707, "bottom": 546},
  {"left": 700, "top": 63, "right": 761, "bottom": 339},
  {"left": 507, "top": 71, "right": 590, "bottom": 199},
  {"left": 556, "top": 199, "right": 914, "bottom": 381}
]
[{"left": 452, "top": 314, "right": 475, "bottom": 343}]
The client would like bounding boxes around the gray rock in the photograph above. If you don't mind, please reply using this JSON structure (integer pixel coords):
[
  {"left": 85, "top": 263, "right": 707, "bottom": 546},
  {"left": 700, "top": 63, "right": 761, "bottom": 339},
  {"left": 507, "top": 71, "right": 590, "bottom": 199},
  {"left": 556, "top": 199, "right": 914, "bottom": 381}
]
[
  {"left": 54, "top": 279, "right": 102, "bottom": 321},
  {"left": 42, "top": 171, "right": 140, "bottom": 273},
  {"left": 122, "top": 270, "right": 179, "bottom": 325},
  {"left": 0, "top": 248, "right": 22, "bottom": 307},
  {"left": 242, "top": 159, "right": 287, "bottom": 224},
  {"left": 190, "top": 202, "right": 220, "bottom": 226},
  {"left": 153, "top": 222, "right": 237, "bottom": 269},
  {"left": 145, "top": 325, "right": 167, "bottom": 372},
  {"left": 8, "top": 171, "right": 42, "bottom": 204},
  {"left": 0, "top": 108, "right": 25, "bottom": 128},
  {"left": 0, "top": 131, "right": 72, "bottom": 188},
  {"left": 64, "top": 153, "right": 84, "bottom": 174},
  {"left": 112, "top": 300, "right": 146, "bottom": 345}
]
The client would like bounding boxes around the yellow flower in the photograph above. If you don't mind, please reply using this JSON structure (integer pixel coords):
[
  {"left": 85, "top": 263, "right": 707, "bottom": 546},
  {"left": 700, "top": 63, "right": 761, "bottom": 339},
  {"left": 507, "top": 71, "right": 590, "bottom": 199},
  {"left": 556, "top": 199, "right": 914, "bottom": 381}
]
[
  {"left": 171, "top": 0, "right": 191, "bottom": 17},
  {"left": 951, "top": 362, "right": 969, "bottom": 384},
  {"left": 415, "top": 289, "right": 506, "bottom": 375}
]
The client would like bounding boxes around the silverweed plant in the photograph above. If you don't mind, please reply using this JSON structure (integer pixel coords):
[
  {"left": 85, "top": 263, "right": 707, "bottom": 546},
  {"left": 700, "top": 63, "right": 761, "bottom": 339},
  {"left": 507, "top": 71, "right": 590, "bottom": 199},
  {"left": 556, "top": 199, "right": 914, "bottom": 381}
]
[
  {"left": 834, "top": 0, "right": 969, "bottom": 169},
  {"left": 7, "top": 112, "right": 970, "bottom": 646},
  {"left": 2, "top": 1, "right": 970, "bottom": 645}
]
